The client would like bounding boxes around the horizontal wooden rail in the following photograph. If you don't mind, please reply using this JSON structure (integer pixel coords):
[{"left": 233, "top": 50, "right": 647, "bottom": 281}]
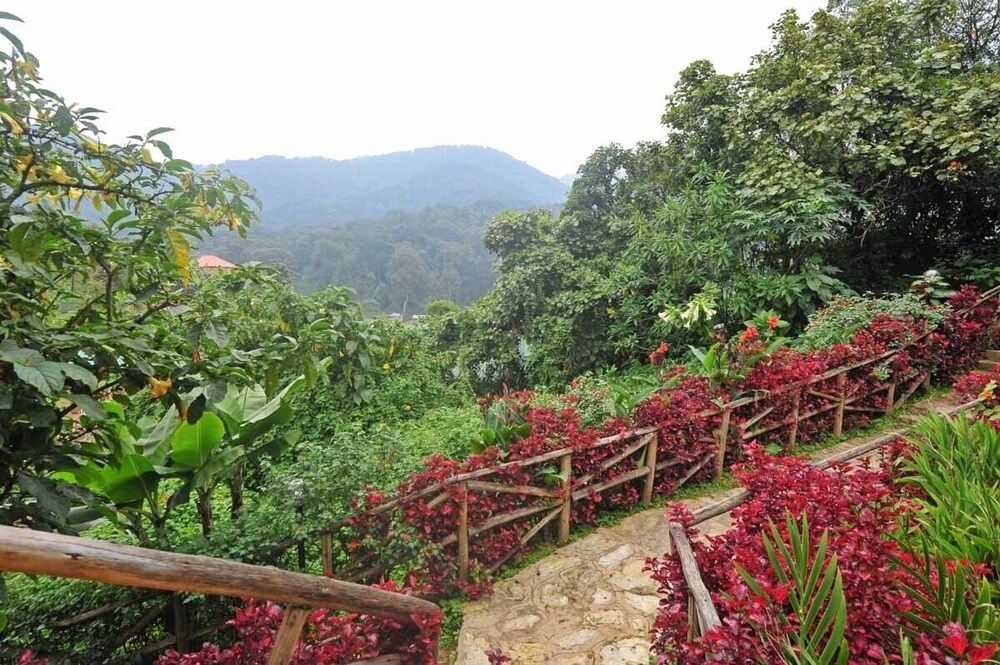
[
  {"left": 0, "top": 526, "right": 439, "bottom": 623},
  {"left": 688, "top": 398, "right": 978, "bottom": 527}
]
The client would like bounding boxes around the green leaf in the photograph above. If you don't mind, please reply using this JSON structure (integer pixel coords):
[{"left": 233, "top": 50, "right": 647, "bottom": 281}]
[
  {"left": 69, "top": 393, "right": 107, "bottom": 421},
  {"left": 16, "top": 473, "right": 71, "bottom": 523},
  {"left": 191, "top": 446, "right": 245, "bottom": 488},
  {"left": 171, "top": 412, "right": 224, "bottom": 469},
  {"left": 164, "top": 158, "right": 193, "bottom": 171},
  {"left": 14, "top": 359, "right": 65, "bottom": 396},
  {"left": 61, "top": 363, "right": 98, "bottom": 391},
  {"left": 100, "top": 455, "right": 159, "bottom": 505},
  {"left": 0, "top": 26, "right": 25, "bottom": 57},
  {"left": 135, "top": 407, "right": 179, "bottom": 466},
  {"left": 146, "top": 126, "right": 174, "bottom": 139}
]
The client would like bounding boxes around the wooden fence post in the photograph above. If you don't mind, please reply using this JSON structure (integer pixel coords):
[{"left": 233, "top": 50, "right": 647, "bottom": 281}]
[
  {"left": 267, "top": 606, "right": 310, "bottom": 665},
  {"left": 788, "top": 391, "right": 801, "bottom": 449},
  {"left": 321, "top": 533, "right": 333, "bottom": 577},
  {"left": 643, "top": 432, "right": 659, "bottom": 505},
  {"left": 833, "top": 372, "right": 846, "bottom": 439},
  {"left": 458, "top": 483, "right": 469, "bottom": 584},
  {"left": 687, "top": 594, "right": 700, "bottom": 640},
  {"left": 171, "top": 593, "right": 189, "bottom": 654},
  {"left": 558, "top": 452, "right": 572, "bottom": 543},
  {"left": 714, "top": 410, "right": 731, "bottom": 479},
  {"left": 885, "top": 382, "right": 896, "bottom": 414}
]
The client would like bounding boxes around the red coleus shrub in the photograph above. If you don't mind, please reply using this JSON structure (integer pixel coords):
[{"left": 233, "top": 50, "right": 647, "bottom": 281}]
[
  {"left": 152, "top": 581, "right": 440, "bottom": 665},
  {"left": 953, "top": 368, "right": 1000, "bottom": 406},
  {"left": 646, "top": 447, "right": 997, "bottom": 664}
]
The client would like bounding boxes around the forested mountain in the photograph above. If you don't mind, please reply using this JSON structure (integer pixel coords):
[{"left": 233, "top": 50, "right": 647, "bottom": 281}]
[
  {"left": 203, "top": 201, "right": 555, "bottom": 314},
  {"left": 215, "top": 146, "right": 568, "bottom": 227}
]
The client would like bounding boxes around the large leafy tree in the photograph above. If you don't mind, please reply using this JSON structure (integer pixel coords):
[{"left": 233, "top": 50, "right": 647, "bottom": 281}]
[
  {"left": 0, "top": 15, "right": 378, "bottom": 542},
  {"left": 664, "top": 0, "right": 1000, "bottom": 286}
]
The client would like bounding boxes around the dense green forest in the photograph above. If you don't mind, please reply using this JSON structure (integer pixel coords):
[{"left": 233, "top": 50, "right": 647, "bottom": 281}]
[
  {"left": 452, "top": 0, "right": 1000, "bottom": 390},
  {"left": 2, "top": 0, "right": 1000, "bottom": 662},
  {"left": 197, "top": 148, "right": 568, "bottom": 313},
  {"left": 203, "top": 201, "right": 563, "bottom": 314}
]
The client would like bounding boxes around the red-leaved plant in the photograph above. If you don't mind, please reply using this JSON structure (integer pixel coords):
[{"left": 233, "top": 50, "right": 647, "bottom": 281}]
[{"left": 646, "top": 446, "right": 998, "bottom": 664}]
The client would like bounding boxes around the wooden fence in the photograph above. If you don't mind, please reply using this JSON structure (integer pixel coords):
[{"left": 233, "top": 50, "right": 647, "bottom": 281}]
[
  {"left": 266, "top": 284, "right": 1000, "bottom": 590},
  {"left": 0, "top": 526, "right": 439, "bottom": 664},
  {"left": 666, "top": 398, "right": 979, "bottom": 640}
]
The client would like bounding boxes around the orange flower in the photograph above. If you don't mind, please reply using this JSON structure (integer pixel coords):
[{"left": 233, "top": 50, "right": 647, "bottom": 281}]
[
  {"left": 767, "top": 315, "right": 780, "bottom": 330},
  {"left": 949, "top": 160, "right": 959, "bottom": 169},
  {"left": 739, "top": 326, "right": 760, "bottom": 343},
  {"left": 148, "top": 376, "right": 172, "bottom": 398}
]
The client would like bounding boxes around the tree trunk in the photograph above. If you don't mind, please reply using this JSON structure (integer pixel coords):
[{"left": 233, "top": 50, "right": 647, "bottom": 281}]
[
  {"left": 230, "top": 463, "right": 244, "bottom": 522},
  {"left": 196, "top": 487, "right": 214, "bottom": 536}
]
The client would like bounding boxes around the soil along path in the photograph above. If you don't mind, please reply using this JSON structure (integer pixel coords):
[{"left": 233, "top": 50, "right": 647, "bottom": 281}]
[{"left": 454, "top": 394, "right": 958, "bottom": 665}]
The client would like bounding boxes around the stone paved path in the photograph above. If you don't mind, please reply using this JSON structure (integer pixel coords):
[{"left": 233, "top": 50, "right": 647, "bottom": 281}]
[{"left": 454, "top": 394, "right": 957, "bottom": 664}]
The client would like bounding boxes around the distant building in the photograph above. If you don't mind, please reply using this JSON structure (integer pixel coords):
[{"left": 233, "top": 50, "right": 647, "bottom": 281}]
[{"left": 197, "top": 254, "right": 237, "bottom": 271}]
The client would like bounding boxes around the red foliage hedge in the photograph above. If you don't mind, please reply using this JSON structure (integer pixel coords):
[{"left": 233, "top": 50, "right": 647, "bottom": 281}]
[
  {"left": 154, "top": 582, "right": 440, "bottom": 665},
  {"left": 336, "top": 288, "right": 995, "bottom": 601}
]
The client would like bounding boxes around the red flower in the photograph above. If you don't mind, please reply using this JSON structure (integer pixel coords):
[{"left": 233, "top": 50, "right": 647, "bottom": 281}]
[
  {"left": 969, "top": 644, "right": 998, "bottom": 665},
  {"left": 942, "top": 622, "right": 968, "bottom": 656},
  {"left": 739, "top": 325, "right": 760, "bottom": 343},
  {"left": 767, "top": 315, "right": 780, "bottom": 330},
  {"left": 649, "top": 342, "right": 670, "bottom": 367}
]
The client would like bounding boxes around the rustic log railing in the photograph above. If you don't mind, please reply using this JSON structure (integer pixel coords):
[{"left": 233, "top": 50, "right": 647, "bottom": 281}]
[
  {"left": 666, "top": 396, "right": 980, "bottom": 639},
  {"left": 0, "top": 526, "right": 439, "bottom": 664}
]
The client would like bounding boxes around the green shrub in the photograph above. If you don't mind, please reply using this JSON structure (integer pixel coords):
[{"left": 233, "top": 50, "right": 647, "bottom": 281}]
[
  {"left": 800, "top": 293, "right": 949, "bottom": 349},
  {"left": 900, "top": 414, "right": 1000, "bottom": 575}
]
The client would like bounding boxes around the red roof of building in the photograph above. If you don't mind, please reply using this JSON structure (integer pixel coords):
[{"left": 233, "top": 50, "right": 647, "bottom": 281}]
[{"left": 197, "top": 254, "right": 237, "bottom": 269}]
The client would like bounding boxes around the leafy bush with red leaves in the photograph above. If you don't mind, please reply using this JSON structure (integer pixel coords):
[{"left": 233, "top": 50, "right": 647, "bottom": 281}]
[
  {"left": 646, "top": 447, "right": 998, "bottom": 664},
  {"left": 153, "top": 582, "right": 440, "bottom": 665},
  {"left": 953, "top": 369, "right": 1000, "bottom": 406}
]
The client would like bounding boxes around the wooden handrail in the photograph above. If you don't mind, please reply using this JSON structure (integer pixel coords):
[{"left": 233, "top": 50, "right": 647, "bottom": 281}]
[{"left": 0, "top": 526, "right": 439, "bottom": 622}]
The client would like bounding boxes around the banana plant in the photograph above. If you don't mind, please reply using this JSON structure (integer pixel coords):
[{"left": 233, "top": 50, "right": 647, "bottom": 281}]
[{"left": 60, "top": 373, "right": 309, "bottom": 545}]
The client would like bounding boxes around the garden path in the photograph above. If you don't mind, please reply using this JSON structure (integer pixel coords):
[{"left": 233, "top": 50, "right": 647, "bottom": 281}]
[{"left": 453, "top": 394, "right": 958, "bottom": 665}]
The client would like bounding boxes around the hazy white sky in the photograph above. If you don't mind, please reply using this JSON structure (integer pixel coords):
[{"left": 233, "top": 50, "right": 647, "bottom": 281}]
[{"left": 7, "top": 1, "right": 825, "bottom": 177}]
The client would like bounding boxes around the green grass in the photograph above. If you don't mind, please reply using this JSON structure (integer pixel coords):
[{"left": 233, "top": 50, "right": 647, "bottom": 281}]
[{"left": 438, "top": 597, "right": 465, "bottom": 654}]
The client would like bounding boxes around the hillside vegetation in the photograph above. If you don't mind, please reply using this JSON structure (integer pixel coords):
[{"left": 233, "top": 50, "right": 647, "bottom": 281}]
[
  {"left": 205, "top": 201, "right": 538, "bottom": 314},
  {"left": 198, "top": 147, "right": 568, "bottom": 313}
]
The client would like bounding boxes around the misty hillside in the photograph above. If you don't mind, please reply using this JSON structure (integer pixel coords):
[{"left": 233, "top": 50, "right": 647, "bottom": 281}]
[
  {"left": 216, "top": 146, "right": 568, "bottom": 227},
  {"left": 203, "top": 201, "right": 551, "bottom": 314}
]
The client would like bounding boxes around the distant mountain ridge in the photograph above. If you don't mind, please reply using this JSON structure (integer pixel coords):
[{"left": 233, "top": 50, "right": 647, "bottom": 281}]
[{"left": 215, "top": 145, "right": 568, "bottom": 227}]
